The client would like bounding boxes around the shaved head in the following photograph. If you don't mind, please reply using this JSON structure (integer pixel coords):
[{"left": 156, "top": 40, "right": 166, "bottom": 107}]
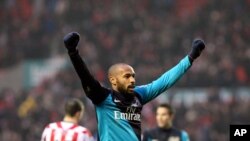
[
  {"left": 108, "top": 63, "right": 133, "bottom": 77},
  {"left": 108, "top": 63, "right": 136, "bottom": 94}
]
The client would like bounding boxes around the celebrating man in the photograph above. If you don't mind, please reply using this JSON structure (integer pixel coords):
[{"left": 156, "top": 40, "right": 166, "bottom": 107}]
[{"left": 64, "top": 32, "right": 205, "bottom": 141}]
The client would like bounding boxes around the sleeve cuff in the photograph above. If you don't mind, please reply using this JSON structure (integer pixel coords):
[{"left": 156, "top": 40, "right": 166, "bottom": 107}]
[
  {"left": 68, "top": 49, "right": 79, "bottom": 56},
  {"left": 188, "top": 55, "right": 193, "bottom": 64}
]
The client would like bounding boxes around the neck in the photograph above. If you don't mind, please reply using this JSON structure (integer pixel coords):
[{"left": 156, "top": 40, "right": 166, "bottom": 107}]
[
  {"left": 63, "top": 116, "right": 78, "bottom": 124},
  {"left": 112, "top": 89, "right": 135, "bottom": 101}
]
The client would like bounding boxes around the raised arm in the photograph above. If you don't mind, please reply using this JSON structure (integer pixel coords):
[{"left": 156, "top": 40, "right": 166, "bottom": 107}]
[
  {"left": 64, "top": 32, "right": 109, "bottom": 104},
  {"left": 134, "top": 39, "right": 205, "bottom": 104}
]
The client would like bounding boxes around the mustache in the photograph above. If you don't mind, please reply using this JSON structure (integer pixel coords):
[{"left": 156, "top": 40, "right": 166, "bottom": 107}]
[{"left": 128, "top": 85, "right": 135, "bottom": 88}]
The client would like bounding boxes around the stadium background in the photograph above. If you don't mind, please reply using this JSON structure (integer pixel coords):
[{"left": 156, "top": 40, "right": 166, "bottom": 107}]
[{"left": 0, "top": 0, "right": 250, "bottom": 140}]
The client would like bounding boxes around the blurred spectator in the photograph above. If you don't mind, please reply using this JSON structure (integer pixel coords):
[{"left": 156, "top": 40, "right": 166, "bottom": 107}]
[
  {"left": 0, "top": 71, "right": 250, "bottom": 141},
  {"left": 0, "top": 0, "right": 249, "bottom": 86}
]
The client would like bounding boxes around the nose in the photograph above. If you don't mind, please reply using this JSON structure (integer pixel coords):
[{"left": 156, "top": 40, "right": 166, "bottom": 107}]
[{"left": 130, "top": 76, "right": 135, "bottom": 84}]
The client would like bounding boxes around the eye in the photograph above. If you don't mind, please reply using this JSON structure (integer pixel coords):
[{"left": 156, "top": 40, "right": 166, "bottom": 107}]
[
  {"left": 124, "top": 75, "right": 130, "bottom": 78},
  {"left": 123, "top": 73, "right": 135, "bottom": 79},
  {"left": 123, "top": 74, "right": 131, "bottom": 79}
]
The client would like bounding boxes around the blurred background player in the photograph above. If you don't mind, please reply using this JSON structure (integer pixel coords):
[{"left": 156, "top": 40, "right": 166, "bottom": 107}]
[
  {"left": 41, "top": 98, "right": 94, "bottom": 141},
  {"left": 63, "top": 32, "right": 205, "bottom": 141},
  {"left": 143, "top": 103, "right": 189, "bottom": 141}
]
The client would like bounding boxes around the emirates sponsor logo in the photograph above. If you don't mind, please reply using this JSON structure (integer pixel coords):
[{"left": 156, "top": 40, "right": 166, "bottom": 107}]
[{"left": 114, "top": 107, "right": 141, "bottom": 121}]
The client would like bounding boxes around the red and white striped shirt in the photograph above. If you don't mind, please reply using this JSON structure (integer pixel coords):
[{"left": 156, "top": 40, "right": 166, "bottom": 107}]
[{"left": 41, "top": 121, "right": 94, "bottom": 141}]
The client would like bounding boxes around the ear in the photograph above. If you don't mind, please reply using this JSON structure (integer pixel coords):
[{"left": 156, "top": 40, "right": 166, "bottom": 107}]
[
  {"left": 75, "top": 111, "right": 81, "bottom": 120},
  {"left": 109, "top": 76, "right": 117, "bottom": 86},
  {"left": 75, "top": 112, "right": 80, "bottom": 117}
]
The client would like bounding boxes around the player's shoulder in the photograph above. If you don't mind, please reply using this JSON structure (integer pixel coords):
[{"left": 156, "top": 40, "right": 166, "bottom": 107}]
[
  {"left": 76, "top": 126, "right": 93, "bottom": 138},
  {"left": 44, "top": 122, "right": 58, "bottom": 129},
  {"left": 75, "top": 125, "right": 88, "bottom": 131},
  {"left": 181, "top": 130, "right": 188, "bottom": 135},
  {"left": 44, "top": 121, "right": 70, "bottom": 130},
  {"left": 172, "top": 128, "right": 189, "bottom": 141},
  {"left": 181, "top": 130, "right": 190, "bottom": 141},
  {"left": 171, "top": 127, "right": 188, "bottom": 135},
  {"left": 75, "top": 126, "right": 92, "bottom": 137}
]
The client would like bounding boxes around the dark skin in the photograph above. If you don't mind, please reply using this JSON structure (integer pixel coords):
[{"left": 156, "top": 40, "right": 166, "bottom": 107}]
[{"left": 108, "top": 63, "right": 136, "bottom": 94}]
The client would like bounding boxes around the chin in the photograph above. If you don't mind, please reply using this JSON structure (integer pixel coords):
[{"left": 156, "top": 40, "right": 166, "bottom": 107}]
[
  {"left": 158, "top": 125, "right": 164, "bottom": 128},
  {"left": 127, "top": 90, "right": 134, "bottom": 94}
]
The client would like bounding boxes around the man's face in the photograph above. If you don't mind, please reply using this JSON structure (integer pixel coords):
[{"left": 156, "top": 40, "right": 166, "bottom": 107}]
[
  {"left": 112, "top": 65, "right": 136, "bottom": 94},
  {"left": 156, "top": 107, "right": 173, "bottom": 128}
]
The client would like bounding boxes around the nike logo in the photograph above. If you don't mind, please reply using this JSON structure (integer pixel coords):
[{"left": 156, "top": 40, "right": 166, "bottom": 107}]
[
  {"left": 114, "top": 98, "right": 121, "bottom": 103},
  {"left": 131, "top": 103, "right": 138, "bottom": 107}
]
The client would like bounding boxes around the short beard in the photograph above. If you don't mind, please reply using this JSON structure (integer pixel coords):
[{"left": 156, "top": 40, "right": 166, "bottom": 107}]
[{"left": 117, "top": 85, "right": 128, "bottom": 94}]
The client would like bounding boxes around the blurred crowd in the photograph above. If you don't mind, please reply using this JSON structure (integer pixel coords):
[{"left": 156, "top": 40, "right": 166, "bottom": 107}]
[
  {"left": 0, "top": 0, "right": 250, "bottom": 141},
  {"left": 0, "top": 0, "right": 249, "bottom": 86},
  {"left": 1, "top": 68, "right": 250, "bottom": 141}
]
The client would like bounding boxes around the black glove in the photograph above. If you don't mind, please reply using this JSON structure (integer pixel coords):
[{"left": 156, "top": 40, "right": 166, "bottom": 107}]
[
  {"left": 188, "top": 39, "right": 205, "bottom": 61},
  {"left": 63, "top": 32, "right": 80, "bottom": 53}
]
